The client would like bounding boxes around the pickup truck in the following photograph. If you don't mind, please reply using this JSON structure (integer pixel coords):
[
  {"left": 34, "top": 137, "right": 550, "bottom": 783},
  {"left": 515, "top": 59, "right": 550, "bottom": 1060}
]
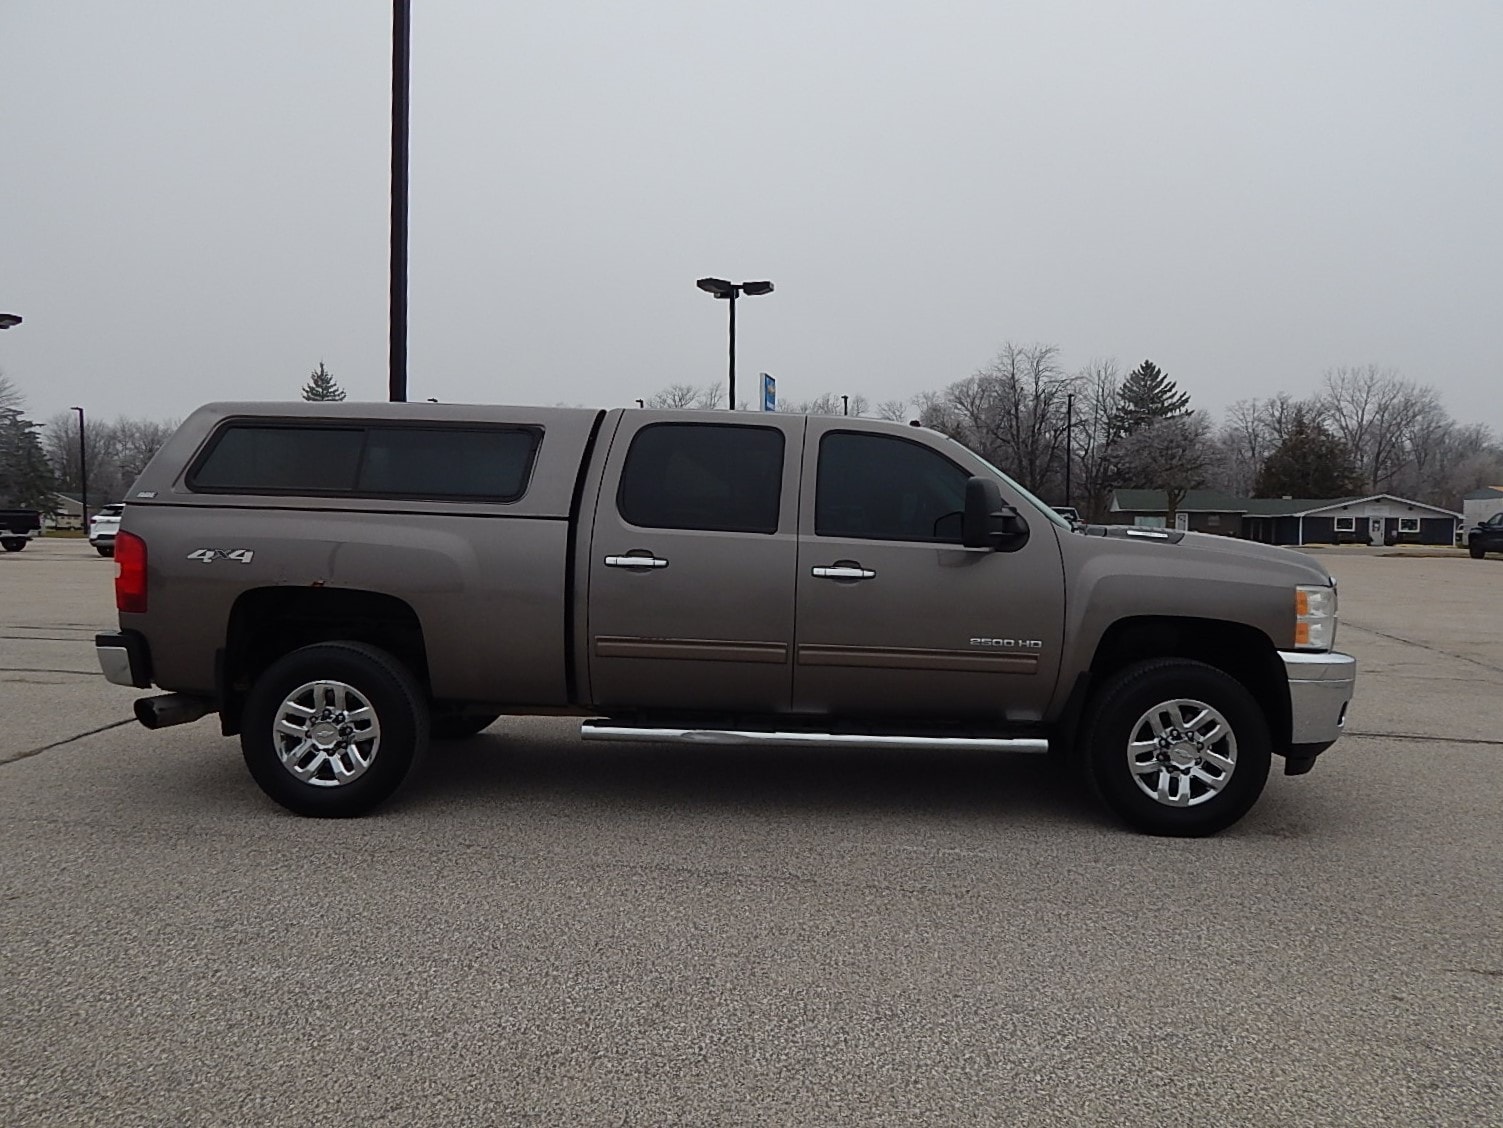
[
  {"left": 96, "top": 402, "right": 1357, "bottom": 835},
  {"left": 1468, "top": 512, "right": 1503, "bottom": 559},
  {"left": 1, "top": 508, "right": 43, "bottom": 551}
]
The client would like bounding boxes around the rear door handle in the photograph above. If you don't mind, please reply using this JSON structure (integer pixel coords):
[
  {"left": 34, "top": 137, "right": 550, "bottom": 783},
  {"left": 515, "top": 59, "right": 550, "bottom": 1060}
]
[
  {"left": 605, "top": 554, "right": 669, "bottom": 569},
  {"left": 812, "top": 564, "right": 876, "bottom": 580}
]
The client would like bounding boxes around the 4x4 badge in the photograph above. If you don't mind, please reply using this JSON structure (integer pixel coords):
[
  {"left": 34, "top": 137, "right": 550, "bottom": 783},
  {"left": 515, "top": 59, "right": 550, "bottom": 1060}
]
[{"left": 187, "top": 548, "right": 255, "bottom": 564}]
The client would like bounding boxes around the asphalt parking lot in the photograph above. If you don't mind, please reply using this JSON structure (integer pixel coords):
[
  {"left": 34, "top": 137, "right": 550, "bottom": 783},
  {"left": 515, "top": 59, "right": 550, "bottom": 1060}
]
[{"left": 2, "top": 538, "right": 1500, "bottom": 1127}]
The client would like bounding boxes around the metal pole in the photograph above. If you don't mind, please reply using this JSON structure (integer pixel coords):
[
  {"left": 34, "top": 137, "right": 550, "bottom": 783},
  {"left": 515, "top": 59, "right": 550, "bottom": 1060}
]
[
  {"left": 727, "top": 290, "right": 737, "bottom": 410},
  {"left": 73, "top": 407, "right": 87, "bottom": 532},
  {"left": 842, "top": 395, "right": 849, "bottom": 416},
  {"left": 389, "top": 0, "right": 411, "bottom": 402},
  {"left": 1065, "top": 393, "right": 1074, "bottom": 509}
]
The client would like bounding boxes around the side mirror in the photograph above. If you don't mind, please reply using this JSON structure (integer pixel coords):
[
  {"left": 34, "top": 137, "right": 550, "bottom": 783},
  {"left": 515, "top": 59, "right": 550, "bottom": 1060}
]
[{"left": 962, "top": 477, "right": 1028, "bottom": 550}]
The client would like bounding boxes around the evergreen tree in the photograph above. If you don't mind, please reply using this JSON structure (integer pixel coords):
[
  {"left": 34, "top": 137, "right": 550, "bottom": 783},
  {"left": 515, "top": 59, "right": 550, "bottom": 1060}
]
[
  {"left": 1112, "top": 359, "right": 1191, "bottom": 436},
  {"left": 301, "top": 362, "right": 347, "bottom": 402},
  {"left": 0, "top": 376, "right": 58, "bottom": 510},
  {"left": 1253, "top": 409, "right": 1364, "bottom": 498}
]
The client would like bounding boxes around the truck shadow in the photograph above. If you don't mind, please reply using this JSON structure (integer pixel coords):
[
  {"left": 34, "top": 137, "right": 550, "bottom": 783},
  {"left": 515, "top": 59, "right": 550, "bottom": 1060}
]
[{"left": 396, "top": 725, "right": 1096, "bottom": 826}]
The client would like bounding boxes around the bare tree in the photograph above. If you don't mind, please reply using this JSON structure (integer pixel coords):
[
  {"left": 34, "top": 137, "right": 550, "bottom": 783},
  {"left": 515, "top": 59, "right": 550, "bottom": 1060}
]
[
  {"left": 920, "top": 343, "right": 1074, "bottom": 497},
  {"left": 1214, "top": 393, "right": 1315, "bottom": 496},
  {"left": 875, "top": 399, "right": 908, "bottom": 422},
  {"left": 43, "top": 413, "right": 178, "bottom": 504},
  {"left": 646, "top": 383, "right": 722, "bottom": 410},
  {"left": 1318, "top": 366, "right": 1440, "bottom": 492},
  {"left": 113, "top": 418, "right": 178, "bottom": 490},
  {"left": 1115, "top": 412, "right": 1214, "bottom": 525},
  {"left": 777, "top": 392, "right": 868, "bottom": 416},
  {"left": 1069, "top": 358, "right": 1122, "bottom": 521},
  {"left": 1415, "top": 422, "right": 1502, "bottom": 506}
]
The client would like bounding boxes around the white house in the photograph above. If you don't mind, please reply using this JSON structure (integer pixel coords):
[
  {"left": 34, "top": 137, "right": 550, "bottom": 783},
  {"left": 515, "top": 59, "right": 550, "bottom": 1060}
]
[{"left": 1461, "top": 486, "right": 1503, "bottom": 529}]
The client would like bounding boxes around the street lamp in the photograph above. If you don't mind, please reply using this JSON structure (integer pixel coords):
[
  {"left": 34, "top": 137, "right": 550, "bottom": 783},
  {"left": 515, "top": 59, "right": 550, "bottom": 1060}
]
[
  {"left": 390, "top": 0, "right": 411, "bottom": 403},
  {"left": 0, "top": 313, "right": 22, "bottom": 330},
  {"left": 1065, "top": 392, "right": 1074, "bottom": 510},
  {"left": 70, "top": 407, "right": 88, "bottom": 534},
  {"left": 841, "top": 394, "right": 849, "bottom": 416},
  {"left": 695, "top": 277, "right": 774, "bottom": 410}
]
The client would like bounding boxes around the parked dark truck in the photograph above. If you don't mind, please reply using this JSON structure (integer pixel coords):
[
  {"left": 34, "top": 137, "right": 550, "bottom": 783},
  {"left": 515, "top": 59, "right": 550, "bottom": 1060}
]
[
  {"left": 0, "top": 508, "right": 43, "bottom": 551},
  {"left": 96, "top": 403, "right": 1356, "bottom": 835}
]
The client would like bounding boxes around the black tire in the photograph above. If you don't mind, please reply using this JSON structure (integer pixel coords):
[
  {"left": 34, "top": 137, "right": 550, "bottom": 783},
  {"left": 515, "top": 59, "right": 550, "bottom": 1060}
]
[
  {"left": 1470, "top": 542, "right": 1486, "bottom": 559},
  {"left": 96, "top": 545, "right": 114, "bottom": 557},
  {"left": 1, "top": 538, "right": 25, "bottom": 552},
  {"left": 430, "top": 712, "right": 501, "bottom": 740},
  {"left": 240, "top": 641, "right": 429, "bottom": 817},
  {"left": 1077, "top": 659, "right": 1271, "bottom": 837}
]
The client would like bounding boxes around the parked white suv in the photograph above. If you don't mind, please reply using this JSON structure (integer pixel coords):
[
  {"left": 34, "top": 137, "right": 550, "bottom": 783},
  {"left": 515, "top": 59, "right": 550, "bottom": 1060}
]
[{"left": 89, "top": 504, "right": 124, "bottom": 557}]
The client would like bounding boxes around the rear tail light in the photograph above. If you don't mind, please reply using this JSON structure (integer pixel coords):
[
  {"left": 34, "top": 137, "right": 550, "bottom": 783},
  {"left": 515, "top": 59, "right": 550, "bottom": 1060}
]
[{"left": 115, "top": 531, "right": 148, "bottom": 613}]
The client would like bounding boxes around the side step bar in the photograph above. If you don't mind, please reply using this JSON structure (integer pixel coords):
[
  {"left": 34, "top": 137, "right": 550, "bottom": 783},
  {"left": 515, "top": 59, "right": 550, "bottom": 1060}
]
[{"left": 580, "top": 722, "right": 1048, "bottom": 754}]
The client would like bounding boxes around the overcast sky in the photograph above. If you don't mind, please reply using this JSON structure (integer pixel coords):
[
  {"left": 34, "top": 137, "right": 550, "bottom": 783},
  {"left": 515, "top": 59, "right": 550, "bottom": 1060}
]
[{"left": 4, "top": 1, "right": 1501, "bottom": 434}]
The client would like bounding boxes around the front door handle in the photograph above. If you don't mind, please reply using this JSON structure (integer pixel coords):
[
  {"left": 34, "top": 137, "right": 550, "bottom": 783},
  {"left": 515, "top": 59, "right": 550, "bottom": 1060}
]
[
  {"left": 605, "top": 554, "right": 669, "bottom": 569},
  {"left": 812, "top": 563, "right": 876, "bottom": 580}
]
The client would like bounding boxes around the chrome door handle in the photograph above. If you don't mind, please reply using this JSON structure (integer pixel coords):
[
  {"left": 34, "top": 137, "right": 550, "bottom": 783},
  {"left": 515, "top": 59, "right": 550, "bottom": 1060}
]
[
  {"left": 812, "top": 565, "right": 876, "bottom": 580},
  {"left": 605, "top": 554, "right": 669, "bottom": 569}
]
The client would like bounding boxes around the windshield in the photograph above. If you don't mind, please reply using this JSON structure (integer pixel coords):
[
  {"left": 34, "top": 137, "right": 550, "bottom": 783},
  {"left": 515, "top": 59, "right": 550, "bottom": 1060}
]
[{"left": 940, "top": 437, "right": 1073, "bottom": 532}]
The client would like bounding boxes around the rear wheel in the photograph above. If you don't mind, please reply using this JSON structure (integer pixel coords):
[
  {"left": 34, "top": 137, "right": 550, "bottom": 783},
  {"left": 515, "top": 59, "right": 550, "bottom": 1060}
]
[
  {"left": 1, "top": 538, "right": 25, "bottom": 552},
  {"left": 1078, "top": 659, "right": 1271, "bottom": 836},
  {"left": 96, "top": 545, "right": 114, "bottom": 557},
  {"left": 240, "top": 642, "right": 428, "bottom": 817}
]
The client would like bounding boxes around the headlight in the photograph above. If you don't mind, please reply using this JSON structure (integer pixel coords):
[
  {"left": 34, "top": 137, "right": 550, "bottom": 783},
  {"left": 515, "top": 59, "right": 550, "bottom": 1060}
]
[{"left": 1295, "top": 584, "right": 1337, "bottom": 651}]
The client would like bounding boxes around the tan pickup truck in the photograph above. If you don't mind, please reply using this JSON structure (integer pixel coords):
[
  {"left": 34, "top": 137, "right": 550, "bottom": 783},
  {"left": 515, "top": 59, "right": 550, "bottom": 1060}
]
[{"left": 96, "top": 402, "right": 1355, "bottom": 835}]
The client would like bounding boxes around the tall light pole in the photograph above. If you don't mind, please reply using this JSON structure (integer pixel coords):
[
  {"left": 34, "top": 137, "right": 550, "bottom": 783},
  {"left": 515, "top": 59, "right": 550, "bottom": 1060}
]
[
  {"left": 841, "top": 394, "right": 849, "bottom": 416},
  {"left": 70, "top": 407, "right": 87, "bottom": 532},
  {"left": 1064, "top": 392, "right": 1074, "bottom": 511},
  {"left": 390, "top": 0, "right": 411, "bottom": 403},
  {"left": 695, "top": 278, "right": 773, "bottom": 409}
]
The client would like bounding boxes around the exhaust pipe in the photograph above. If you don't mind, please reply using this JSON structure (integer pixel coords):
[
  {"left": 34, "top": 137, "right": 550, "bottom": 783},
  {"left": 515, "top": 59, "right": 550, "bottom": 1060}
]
[{"left": 134, "top": 693, "right": 215, "bottom": 730}]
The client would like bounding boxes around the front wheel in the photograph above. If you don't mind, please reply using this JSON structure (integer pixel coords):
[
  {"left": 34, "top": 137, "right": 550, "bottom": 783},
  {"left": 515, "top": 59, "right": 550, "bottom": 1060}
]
[
  {"left": 240, "top": 642, "right": 429, "bottom": 817},
  {"left": 1078, "top": 659, "right": 1271, "bottom": 837},
  {"left": 1470, "top": 542, "right": 1486, "bottom": 559},
  {"left": 96, "top": 545, "right": 114, "bottom": 557},
  {"left": 1, "top": 538, "right": 25, "bottom": 552}
]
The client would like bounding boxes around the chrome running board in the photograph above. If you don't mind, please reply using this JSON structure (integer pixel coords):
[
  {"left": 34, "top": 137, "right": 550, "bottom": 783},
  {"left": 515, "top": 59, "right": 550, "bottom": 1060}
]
[{"left": 579, "top": 722, "right": 1048, "bottom": 754}]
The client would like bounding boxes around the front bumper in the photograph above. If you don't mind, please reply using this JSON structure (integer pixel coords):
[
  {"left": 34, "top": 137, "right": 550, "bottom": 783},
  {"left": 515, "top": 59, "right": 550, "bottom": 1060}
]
[
  {"left": 1279, "top": 650, "right": 1356, "bottom": 746},
  {"left": 96, "top": 630, "right": 152, "bottom": 689}
]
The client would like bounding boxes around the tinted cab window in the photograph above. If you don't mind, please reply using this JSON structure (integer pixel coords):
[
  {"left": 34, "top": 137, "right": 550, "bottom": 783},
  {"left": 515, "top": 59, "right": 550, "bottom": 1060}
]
[{"left": 815, "top": 431, "right": 969, "bottom": 542}]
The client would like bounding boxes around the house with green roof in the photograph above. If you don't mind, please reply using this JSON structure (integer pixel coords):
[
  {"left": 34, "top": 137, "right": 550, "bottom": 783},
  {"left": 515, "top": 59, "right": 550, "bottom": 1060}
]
[
  {"left": 1107, "top": 490, "right": 1248, "bottom": 535},
  {"left": 1107, "top": 490, "right": 1462, "bottom": 546}
]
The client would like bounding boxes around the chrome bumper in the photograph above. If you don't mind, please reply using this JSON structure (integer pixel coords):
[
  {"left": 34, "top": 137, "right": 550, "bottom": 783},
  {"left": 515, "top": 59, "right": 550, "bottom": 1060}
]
[
  {"left": 1279, "top": 650, "right": 1356, "bottom": 746},
  {"left": 96, "top": 630, "right": 152, "bottom": 689}
]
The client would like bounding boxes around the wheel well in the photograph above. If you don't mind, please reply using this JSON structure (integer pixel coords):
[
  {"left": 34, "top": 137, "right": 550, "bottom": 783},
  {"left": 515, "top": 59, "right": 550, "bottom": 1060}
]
[
  {"left": 220, "top": 587, "right": 428, "bottom": 735},
  {"left": 1087, "top": 616, "right": 1290, "bottom": 755}
]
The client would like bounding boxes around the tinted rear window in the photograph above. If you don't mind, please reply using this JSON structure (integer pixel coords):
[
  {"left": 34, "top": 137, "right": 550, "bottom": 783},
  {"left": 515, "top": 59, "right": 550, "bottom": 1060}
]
[
  {"left": 617, "top": 423, "right": 784, "bottom": 533},
  {"left": 192, "top": 427, "right": 364, "bottom": 493},
  {"left": 190, "top": 424, "right": 539, "bottom": 500}
]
